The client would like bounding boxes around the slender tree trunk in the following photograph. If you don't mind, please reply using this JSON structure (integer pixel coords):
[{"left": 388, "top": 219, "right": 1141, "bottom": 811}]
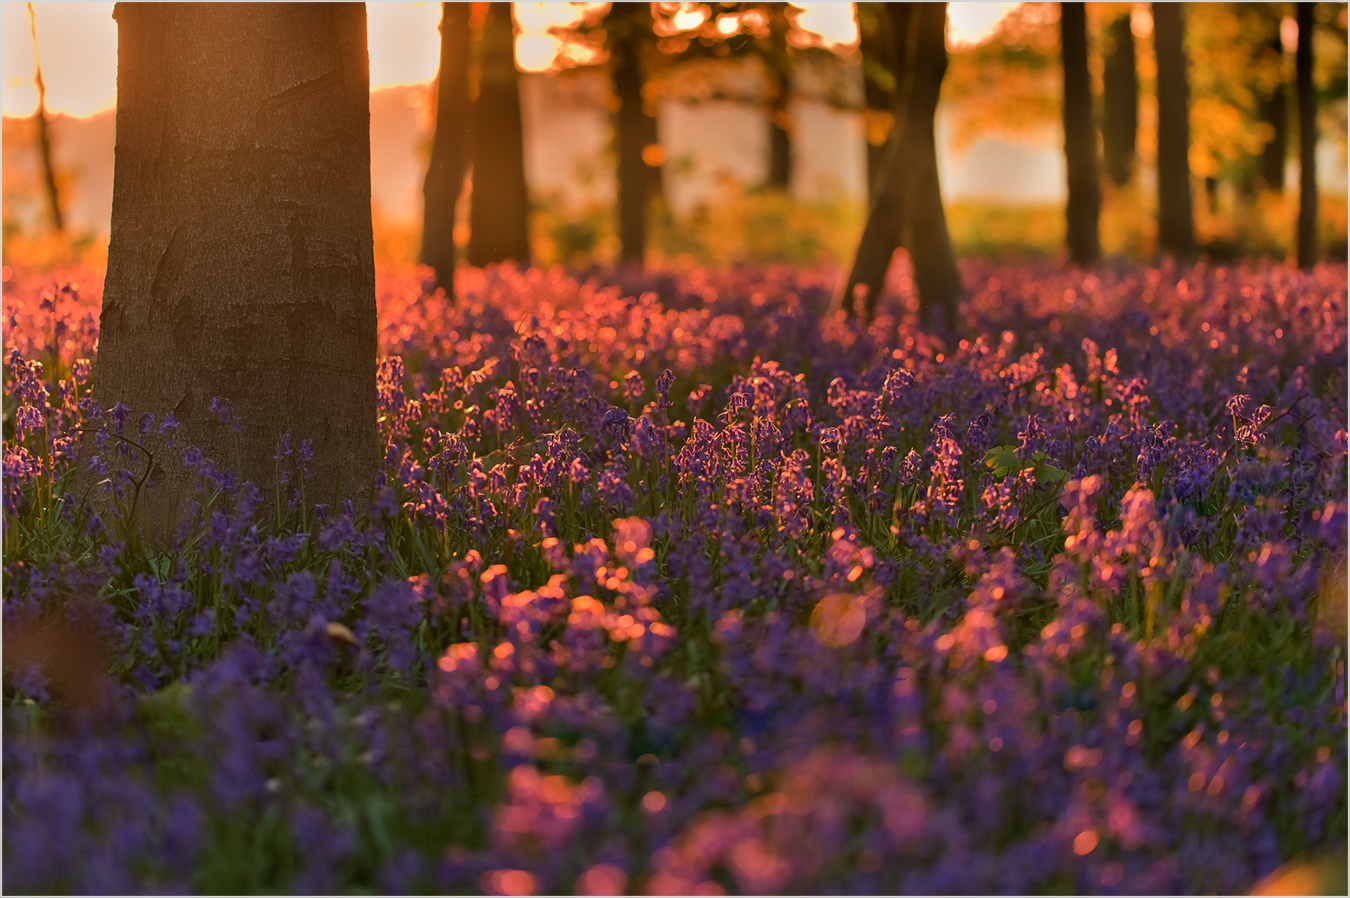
[
  {"left": 857, "top": 2, "right": 900, "bottom": 197},
  {"left": 1256, "top": 26, "right": 1288, "bottom": 192},
  {"left": 1153, "top": 2, "right": 1196, "bottom": 259},
  {"left": 420, "top": 3, "right": 472, "bottom": 296},
  {"left": 1061, "top": 3, "right": 1100, "bottom": 265},
  {"left": 843, "top": 2, "right": 959, "bottom": 331},
  {"left": 1101, "top": 13, "right": 1138, "bottom": 187},
  {"left": 92, "top": 2, "right": 377, "bottom": 524},
  {"left": 1295, "top": 2, "right": 1317, "bottom": 268},
  {"left": 610, "top": 3, "right": 652, "bottom": 266},
  {"left": 468, "top": 1, "right": 530, "bottom": 267},
  {"left": 765, "top": 3, "right": 793, "bottom": 191},
  {"left": 27, "top": 3, "right": 62, "bottom": 233},
  {"left": 767, "top": 65, "right": 792, "bottom": 190}
]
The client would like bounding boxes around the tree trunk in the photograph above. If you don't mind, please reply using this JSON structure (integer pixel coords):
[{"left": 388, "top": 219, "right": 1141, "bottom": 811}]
[
  {"left": 1256, "top": 25, "right": 1288, "bottom": 192},
  {"left": 468, "top": 1, "right": 530, "bottom": 268},
  {"left": 609, "top": 3, "right": 653, "bottom": 266},
  {"left": 28, "top": 2, "right": 63, "bottom": 233},
  {"left": 842, "top": 2, "right": 959, "bottom": 330},
  {"left": 1153, "top": 2, "right": 1195, "bottom": 259},
  {"left": 92, "top": 2, "right": 377, "bottom": 524},
  {"left": 767, "top": 65, "right": 792, "bottom": 190},
  {"left": 420, "top": 3, "right": 472, "bottom": 296},
  {"left": 857, "top": 2, "right": 900, "bottom": 197},
  {"left": 1295, "top": 2, "right": 1317, "bottom": 268},
  {"left": 765, "top": 3, "right": 793, "bottom": 191},
  {"left": 1101, "top": 13, "right": 1137, "bottom": 187},
  {"left": 1061, "top": 2, "right": 1100, "bottom": 265}
]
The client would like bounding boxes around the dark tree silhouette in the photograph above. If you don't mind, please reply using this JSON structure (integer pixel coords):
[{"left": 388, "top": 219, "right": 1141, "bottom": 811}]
[
  {"left": 1061, "top": 2, "right": 1100, "bottom": 265},
  {"left": 420, "top": 3, "right": 472, "bottom": 296},
  {"left": 27, "top": 2, "right": 62, "bottom": 233},
  {"left": 1256, "top": 19, "right": 1288, "bottom": 192},
  {"left": 93, "top": 2, "right": 377, "bottom": 521},
  {"left": 856, "top": 2, "right": 901, "bottom": 196},
  {"left": 607, "top": 2, "right": 660, "bottom": 265},
  {"left": 1101, "top": 13, "right": 1138, "bottom": 187},
  {"left": 1295, "top": 2, "right": 1317, "bottom": 268},
  {"left": 842, "top": 2, "right": 959, "bottom": 329},
  {"left": 1153, "top": 2, "right": 1196, "bottom": 259},
  {"left": 468, "top": 1, "right": 530, "bottom": 267},
  {"left": 765, "top": 2, "right": 794, "bottom": 190}
]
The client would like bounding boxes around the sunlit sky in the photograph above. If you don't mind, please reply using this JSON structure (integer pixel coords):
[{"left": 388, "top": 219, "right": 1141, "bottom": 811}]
[{"left": 2, "top": 2, "right": 1019, "bottom": 118}]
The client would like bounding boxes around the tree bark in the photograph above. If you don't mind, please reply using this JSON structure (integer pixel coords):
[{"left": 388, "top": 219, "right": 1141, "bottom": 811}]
[
  {"left": 92, "top": 2, "right": 377, "bottom": 523},
  {"left": 1061, "top": 2, "right": 1100, "bottom": 265},
  {"left": 468, "top": 1, "right": 530, "bottom": 268},
  {"left": 1295, "top": 2, "right": 1317, "bottom": 268},
  {"left": 842, "top": 2, "right": 959, "bottom": 330},
  {"left": 609, "top": 3, "right": 655, "bottom": 266},
  {"left": 1153, "top": 2, "right": 1196, "bottom": 259},
  {"left": 1256, "top": 24, "right": 1288, "bottom": 192},
  {"left": 420, "top": 3, "right": 472, "bottom": 296},
  {"left": 1101, "top": 13, "right": 1137, "bottom": 187},
  {"left": 765, "top": 2, "right": 793, "bottom": 191}
]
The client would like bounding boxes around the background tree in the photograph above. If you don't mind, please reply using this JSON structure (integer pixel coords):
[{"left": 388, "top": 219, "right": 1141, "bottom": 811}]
[
  {"left": 1295, "top": 1, "right": 1317, "bottom": 267},
  {"left": 1255, "top": 10, "right": 1288, "bottom": 192},
  {"left": 420, "top": 3, "right": 472, "bottom": 295},
  {"left": 1060, "top": 2, "right": 1100, "bottom": 264},
  {"left": 1101, "top": 11, "right": 1138, "bottom": 187},
  {"left": 1153, "top": 2, "right": 1196, "bottom": 259},
  {"left": 93, "top": 2, "right": 377, "bottom": 518},
  {"left": 468, "top": 1, "right": 530, "bottom": 268},
  {"left": 843, "top": 2, "right": 960, "bottom": 329},
  {"left": 764, "top": 2, "right": 794, "bottom": 190},
  {"left": 606, "top": 2, "right": 661, "bottom": 265},
  {"left": 27, "top": 2, "right": 62, "bottom": 233}
]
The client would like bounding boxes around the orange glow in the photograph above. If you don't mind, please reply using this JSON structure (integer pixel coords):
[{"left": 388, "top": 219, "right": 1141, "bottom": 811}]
[
  {"left": 947, "top": 2, "right": 1022, "bottom": 49},
  {"left": 1072, "top": 829, "right": 1100, "bottom": 856},
  {"left": 809, "top": 593, "right": 866, "bottom": 648}
]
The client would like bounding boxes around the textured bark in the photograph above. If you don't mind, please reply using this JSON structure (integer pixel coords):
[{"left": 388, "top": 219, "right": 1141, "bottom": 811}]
[
  {"left": 420, "top": 3, "right": 472, "bottom": 296},
  {"left": 1153, "top": 3, "right": 1196, "bottom": 259},
  {"left": 92, "top": 2, "right": 377, "bottom": 525},
  {"left": 1101, "top": 14, "right": 1138, "bottom": 187},
  {"left": 468, "top": 1, "right": 530, "bottom": 268},
  {"left": 1256, "top": 26, "right": 1288, "bottom": 192},
  {"left": 1295, "top": 2, "right": 1317, "bottom": 268},
  {"left": 843, "top": 2, "right": 959, "bottom": 331},
  {"left": 609, "top": 3, "right": 653, "bottom": 265},
  {"left": 1061, "top": 3, "right": 1100, "bottom": 265},
  {"left": 28, "top": 3, "right": 63, "bottom": 233}
]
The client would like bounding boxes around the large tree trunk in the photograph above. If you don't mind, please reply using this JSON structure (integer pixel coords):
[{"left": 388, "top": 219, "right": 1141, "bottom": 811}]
[
  {"left": 1101, "top": 13, "right": 1138, "bottom": 187},
  {"left": 842, "top": 2, "right": 959, "bottom": 331},
  {"left": 1061, "top": 2, "right": 1100, "bottom": 265},
  {"left": 609, "top": 3, "right": 654, "bottom": 266},
  {"left": 857, "top": 2, "right": 900, "bottom": 197},
  {"left": 1153, "top": 3, "right": 1195, "bottom": 259},
  {"left": 1256, "top": 24, "right": 1288, "bottom": 193},
  {"left": 93, "top": 2, "right": 377, "bottom": 523},
  {"left": 1295, "top": 2, "right": 1317, "bottom": 269},
  {"left": 420, "top": 3, "right": 472, "bottom": 296},
  {"left": 468, "top": 1, "right": 530, "bottom": 268},
  {"left": 765, "top": 2, "right": 793, "bottom": 191}
]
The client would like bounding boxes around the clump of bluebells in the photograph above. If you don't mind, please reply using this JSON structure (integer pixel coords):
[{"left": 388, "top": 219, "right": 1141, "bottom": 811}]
[{"left": 3, "top": 257, "right": 1346, "bottom": 894}]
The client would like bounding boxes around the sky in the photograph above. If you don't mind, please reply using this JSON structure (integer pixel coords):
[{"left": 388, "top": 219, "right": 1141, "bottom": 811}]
[{"left": 2, "top": 2, "right": 1020, "bottom": 118}]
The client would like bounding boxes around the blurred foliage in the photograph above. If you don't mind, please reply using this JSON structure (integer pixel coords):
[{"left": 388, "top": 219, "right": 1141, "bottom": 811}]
[{"left": 943, "top": 2, "right": 1064, "bottom": 151}]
